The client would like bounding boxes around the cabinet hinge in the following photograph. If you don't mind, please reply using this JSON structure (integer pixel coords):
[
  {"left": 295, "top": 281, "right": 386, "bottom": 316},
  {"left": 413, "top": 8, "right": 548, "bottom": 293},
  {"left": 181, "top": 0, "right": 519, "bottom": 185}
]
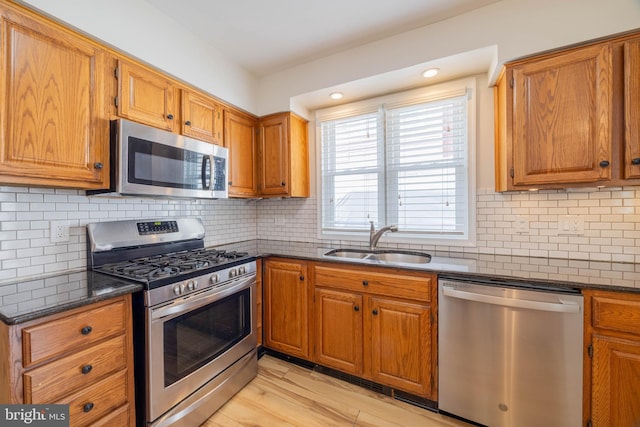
[
  {"left": 430, "top": 375, "right": 434, "bottom": 391},
  {"left": 588, "top": 344, "right": 593, "bottom": 358},
  {"left": 510, "top": 77, "right": 514, "bottom": 88},
  {"left": 114, "top": 96, "right": 118, "bottom": 108},
  {"left": 430, "top": 313, "right": 434, "bottom": 324},
  {"left": 510, "top": 167, "right": 514, "bottom": 178},
  {"left": 586, "top": 419, "right": 592, "bottom": 427},
  {"left": 114, "top": 67, "right": 119, "bottom": 79}
]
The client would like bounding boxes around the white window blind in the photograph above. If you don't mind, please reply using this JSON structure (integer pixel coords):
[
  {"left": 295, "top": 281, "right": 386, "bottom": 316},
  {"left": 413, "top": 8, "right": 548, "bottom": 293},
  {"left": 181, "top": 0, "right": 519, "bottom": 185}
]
[{"left": 319, "top": 81, "right": 474, "bottom": 242}]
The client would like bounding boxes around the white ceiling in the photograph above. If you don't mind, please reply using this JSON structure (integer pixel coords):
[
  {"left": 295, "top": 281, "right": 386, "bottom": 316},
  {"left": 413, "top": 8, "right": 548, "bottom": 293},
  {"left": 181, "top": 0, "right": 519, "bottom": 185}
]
[{"left": 145, "top": 0, "right": 500, "bottom": 78}]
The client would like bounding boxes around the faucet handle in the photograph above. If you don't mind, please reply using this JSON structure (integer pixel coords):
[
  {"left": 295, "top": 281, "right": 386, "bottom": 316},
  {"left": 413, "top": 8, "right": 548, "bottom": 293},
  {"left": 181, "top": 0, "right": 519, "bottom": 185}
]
[{"left": 369, "top": 220, "right": 375, "bottom": 231}]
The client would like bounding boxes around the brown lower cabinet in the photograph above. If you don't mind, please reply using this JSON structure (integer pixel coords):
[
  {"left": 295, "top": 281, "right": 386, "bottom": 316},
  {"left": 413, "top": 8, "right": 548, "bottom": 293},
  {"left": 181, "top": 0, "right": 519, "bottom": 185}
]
[
  {"left": 583, "top": 289, "right": 640, "bottom": 427},
  {"left": 263, "top": 257, "right": 436, "bottom": 400},
  {"left": 0, "top": 295, "right": 135, "bottom": 426},
  {"left": 263, "top": 258, "right": 311, "bottom": 359}
]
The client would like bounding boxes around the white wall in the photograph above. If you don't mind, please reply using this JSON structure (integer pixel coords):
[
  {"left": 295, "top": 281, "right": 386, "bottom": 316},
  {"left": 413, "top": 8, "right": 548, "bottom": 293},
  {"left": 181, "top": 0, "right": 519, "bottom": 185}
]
[
  {"left": 257, "top": 0, "right": 640, "bottom": 115},
  {"left": 17, "top": 0, "right": 259, "bottom": 114}
]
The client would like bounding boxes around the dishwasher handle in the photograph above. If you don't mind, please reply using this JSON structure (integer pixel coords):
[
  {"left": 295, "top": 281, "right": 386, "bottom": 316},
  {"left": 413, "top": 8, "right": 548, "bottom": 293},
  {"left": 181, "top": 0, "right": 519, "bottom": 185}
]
[{"left": 441, "top": 285, "right": 580, "bottom": 314}]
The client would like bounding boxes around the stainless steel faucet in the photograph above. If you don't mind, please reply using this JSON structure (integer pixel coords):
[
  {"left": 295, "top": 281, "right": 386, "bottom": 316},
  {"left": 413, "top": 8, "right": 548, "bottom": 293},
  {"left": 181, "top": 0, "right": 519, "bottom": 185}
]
[{"left": 369, "top": 221, "right": 398, "bottom": 250}]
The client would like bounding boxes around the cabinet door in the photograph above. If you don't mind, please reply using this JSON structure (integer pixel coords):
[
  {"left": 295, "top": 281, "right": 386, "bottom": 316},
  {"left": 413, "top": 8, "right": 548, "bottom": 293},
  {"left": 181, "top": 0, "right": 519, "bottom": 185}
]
[
  {"left": 264, "top": 260, "right": 309, "bottom": 359},
  {"left": 368, "top": 296, "right": 432, "bottom": 397},
  {"left": 224, "top": 110, "right": 258, "bottom": 197},
  {"left": 591, "top": 335, "right": 640, "bottom": 426},
  {"left": 624, "top": 39, "right": 640, "bottom": 179},
  {"left": 512, "top": 44, "right": 613, "bottom": 186},
  {"left": 117, "top": 60, "right": 177, "bottom": 132},
  {"left": 259, "top": 114, "right": 290, "bottom": 196},
  {"left": 181, "top": 90, "right": 222, "bottom": 145},
  {"left": 314, "top": 288, "right": 363, "bottom": 375},
  {"left": 0, "top": 5, "right": 109, "bottom": 189}
]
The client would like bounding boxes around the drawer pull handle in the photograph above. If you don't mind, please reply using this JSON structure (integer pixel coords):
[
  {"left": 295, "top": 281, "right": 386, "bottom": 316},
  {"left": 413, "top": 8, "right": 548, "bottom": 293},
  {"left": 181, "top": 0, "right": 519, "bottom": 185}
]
[
  {"left": 83, "top": 402, "right": 94, "bottom": 413},
  {"left": 81, "top": 326, "right": 92, "bottom": 335},
  {"left": 362, "top": 280, "right": 368, "bottom": 286},
  {"left": 167, "top": 114, "right": 174, "bottom": 120},
  {"left": 81, "top": 364, "right": 93, "bottom": 375},
  {"left": 633, "top": 158, "right": 640, "bottom": 165},
  {"left": 599, "top": 160, "right": 610, "bottom": 168}
]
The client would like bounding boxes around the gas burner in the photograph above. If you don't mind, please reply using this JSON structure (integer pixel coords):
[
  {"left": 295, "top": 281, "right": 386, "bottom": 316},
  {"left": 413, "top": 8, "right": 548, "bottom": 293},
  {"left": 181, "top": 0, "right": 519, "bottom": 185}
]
[{"left": 149, "top": 266, "right": 181, "bottom": 279}]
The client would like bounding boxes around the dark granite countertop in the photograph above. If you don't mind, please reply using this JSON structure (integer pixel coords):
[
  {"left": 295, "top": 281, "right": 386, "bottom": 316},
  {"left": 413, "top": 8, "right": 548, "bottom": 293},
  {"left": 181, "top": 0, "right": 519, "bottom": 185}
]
[
  {"left": 0, "top": 271, "right": 142, "bottom": 325},
  {"left": 215, "top": 239, "right": 640, "bottom": 294},
  {"left": 4, "top": 238, "right": 639, "bottom": 325}
]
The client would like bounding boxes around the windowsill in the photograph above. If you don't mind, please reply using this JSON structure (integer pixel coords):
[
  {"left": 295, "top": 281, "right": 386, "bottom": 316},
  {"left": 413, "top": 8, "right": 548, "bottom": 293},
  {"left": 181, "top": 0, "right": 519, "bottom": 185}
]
[{"left": 318, "top": 230, "right": 477, "bottom": 248}]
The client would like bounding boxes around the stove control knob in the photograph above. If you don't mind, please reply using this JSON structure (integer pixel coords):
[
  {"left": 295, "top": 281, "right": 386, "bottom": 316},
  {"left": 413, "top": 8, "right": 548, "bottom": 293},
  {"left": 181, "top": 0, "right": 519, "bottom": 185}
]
[
  {"left": 239, "top": 266, "right": 246, "bottom": 275},
  {"left": 229, "top": 268, "right": 238, "bottom": 278},
  {"left": 210, "top": 274, "right": 219, "bottom": 284},
  {"left": 187, "top": 280, "right": 197, "bottom": 291},
  {"left": 173, "top": 285, "right": 182, "bottom": 295}
]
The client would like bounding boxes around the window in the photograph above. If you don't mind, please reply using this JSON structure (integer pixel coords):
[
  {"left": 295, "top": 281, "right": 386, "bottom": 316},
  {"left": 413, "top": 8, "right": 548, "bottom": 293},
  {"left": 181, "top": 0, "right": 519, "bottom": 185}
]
[{"left": 317, "top": 79, "right": 476, "bottom": 245}]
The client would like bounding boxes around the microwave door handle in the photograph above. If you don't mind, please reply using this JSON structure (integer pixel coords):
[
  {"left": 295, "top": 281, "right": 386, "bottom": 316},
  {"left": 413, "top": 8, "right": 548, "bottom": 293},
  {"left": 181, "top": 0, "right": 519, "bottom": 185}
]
[{"left": 201, "top": 155, "right": 213, "bottom": 190}]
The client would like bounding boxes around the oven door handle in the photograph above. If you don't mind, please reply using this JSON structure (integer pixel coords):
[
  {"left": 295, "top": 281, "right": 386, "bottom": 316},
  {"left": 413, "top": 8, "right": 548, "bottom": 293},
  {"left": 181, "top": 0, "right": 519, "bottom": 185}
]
[{"left": 151, "top": 273, "right": 255, "bottom": 322}]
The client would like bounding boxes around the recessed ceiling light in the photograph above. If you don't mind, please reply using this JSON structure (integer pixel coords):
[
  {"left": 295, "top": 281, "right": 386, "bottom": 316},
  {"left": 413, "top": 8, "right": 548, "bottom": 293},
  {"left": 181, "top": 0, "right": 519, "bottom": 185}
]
[
  {"left": 422, "top": 68, "right": 439, "bottom": 78},
  {"left": 329, "top": 92, "right": 343, "bottom": 100}
]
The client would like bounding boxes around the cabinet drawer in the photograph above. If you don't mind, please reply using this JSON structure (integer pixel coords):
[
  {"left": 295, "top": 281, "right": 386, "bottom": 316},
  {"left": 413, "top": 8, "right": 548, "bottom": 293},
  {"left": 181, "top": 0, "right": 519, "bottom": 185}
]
[
  {"left": 24, "top": 335, "right": 127, "bottom": 403},
  {"left": 87, "top": 404, "right": 130, "bottom": 427},
  {"left": 591, "top": 295, "right": 640, "bottom": 336},
  {"left": 22, "top": 300, "right": 126, "bottom": 367},
  {"left": 314, "top": 265, "right": 432, "bottom": 302},
  {"left": 60, "top": 369, "right": 128, "bottom": 427}
]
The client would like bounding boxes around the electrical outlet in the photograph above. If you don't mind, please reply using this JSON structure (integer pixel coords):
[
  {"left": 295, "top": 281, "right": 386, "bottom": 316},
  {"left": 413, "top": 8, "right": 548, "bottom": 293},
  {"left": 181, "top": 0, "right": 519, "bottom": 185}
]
[
  {"left": 275, "top": 216, "right": 286, "bottom": 226},
  {"left": 515, "top": 216, "right": 529, "bottom": 234},
  {"left": 50, "top": 220, "right": 70, "bottom": 243},
  {"left": 558, "top": 215, "right": 584, "bottom": 236}
]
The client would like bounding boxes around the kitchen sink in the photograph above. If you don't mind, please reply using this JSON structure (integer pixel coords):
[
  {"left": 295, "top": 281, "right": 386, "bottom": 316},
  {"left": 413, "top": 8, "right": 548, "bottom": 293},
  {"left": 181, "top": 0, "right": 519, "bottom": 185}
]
[{"left": 323, "top": 249, "right": 431, "bottom": 264}]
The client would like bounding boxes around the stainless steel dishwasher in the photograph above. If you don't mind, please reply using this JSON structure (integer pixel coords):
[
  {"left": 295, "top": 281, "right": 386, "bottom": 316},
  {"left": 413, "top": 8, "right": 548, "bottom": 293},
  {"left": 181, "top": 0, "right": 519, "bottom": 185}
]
[{"left": 438, "top": 278, "right": 583, "bottom": 427}]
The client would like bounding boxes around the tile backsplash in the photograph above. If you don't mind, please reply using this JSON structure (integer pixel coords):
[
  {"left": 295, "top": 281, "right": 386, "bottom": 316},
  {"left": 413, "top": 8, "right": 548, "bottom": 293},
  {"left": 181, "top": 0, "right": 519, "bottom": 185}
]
[
  {"left": 0, "top": 186, "right": 257, "bottom": 283},
  {"left": 2, "top": 185, "right": 640, "bottom": 283}
]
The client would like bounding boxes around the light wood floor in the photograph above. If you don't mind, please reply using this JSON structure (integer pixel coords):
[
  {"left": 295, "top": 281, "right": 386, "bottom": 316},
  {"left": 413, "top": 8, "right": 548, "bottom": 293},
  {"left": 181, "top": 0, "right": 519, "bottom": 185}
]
[{"left": 202, "top": 355, "right": 472, "bottom": 427}]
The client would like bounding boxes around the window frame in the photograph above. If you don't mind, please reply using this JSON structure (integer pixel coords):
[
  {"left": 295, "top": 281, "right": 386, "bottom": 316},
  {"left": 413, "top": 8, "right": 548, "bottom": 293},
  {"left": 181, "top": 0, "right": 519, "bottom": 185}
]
[{"left": 315, "top": 77, "right": 477, "bottom": 247}]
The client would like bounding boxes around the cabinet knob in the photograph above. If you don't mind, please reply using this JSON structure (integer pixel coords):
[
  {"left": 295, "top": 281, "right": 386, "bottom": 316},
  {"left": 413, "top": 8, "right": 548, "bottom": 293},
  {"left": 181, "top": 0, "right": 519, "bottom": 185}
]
[
  {"left": 81, "top": 364, "right": 93, "bottom": 375},
  {"left": 372, "top": 309, "right": 378, "bottom": 315},
  {"left": 167, "top": 114, "right": 174, "bottom": 120},
  {"left": 354, "top": 305, "right": 360, "bottom": 312},
  {"left": 632, "top": 158, "right": 640, "bottom": 165},
  {"left": 599, "top": 160, "right": 610, "bottom": 168},
  {"left": 299, "top": 275, "right": 304, "bottom": 281},
  {"left": 93, "top": 162, "right": 103, "bottom": 169},
  {"left": 228, "top": 181, "right": 233, "bottom": 186},
  {"left": 281, "top": 182, "right": 286, "bottom": 186},
  {"left": 362, "top": 280, "right": 368, "bottom": 286},
  {"left": 185, "top": 120, "right": 191, "bottom": 126},
  {"left": 81, "top": 326, "right": 92, "bottom": 335},
  {"left": 83, "top": 402, "right": 94, "bottom": 413}
]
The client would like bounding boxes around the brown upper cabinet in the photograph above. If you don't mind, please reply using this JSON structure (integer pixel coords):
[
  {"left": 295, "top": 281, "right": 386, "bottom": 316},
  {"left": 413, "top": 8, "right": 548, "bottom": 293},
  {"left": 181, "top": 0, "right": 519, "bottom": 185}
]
[
  {"left": 258, "top": 112, "right": 310, "bottom": 198},
  {"left": 181, "top": 90, "right": 223, "bottom": 145},
  {"left": 117, "top": 61, "right": 224, "bottom": 146},
  {"left": 117, "top": 60, "right": 179, "bottom": 133},
  {"left": 224, "top": 109, "right": 258, "bottom": 197},
  {"left": 495, "top": 30, "right": 640, "bottom": 191},
  {"left": 0, "top": 2, "right": 110, "bottom": 189}
]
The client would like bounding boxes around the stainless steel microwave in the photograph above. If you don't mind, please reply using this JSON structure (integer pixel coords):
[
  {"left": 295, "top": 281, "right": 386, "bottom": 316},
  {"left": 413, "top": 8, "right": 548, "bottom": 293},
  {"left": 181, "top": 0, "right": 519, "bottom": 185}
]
[{"left": 89, "top": 119, "right": 228, "bottom": 199}]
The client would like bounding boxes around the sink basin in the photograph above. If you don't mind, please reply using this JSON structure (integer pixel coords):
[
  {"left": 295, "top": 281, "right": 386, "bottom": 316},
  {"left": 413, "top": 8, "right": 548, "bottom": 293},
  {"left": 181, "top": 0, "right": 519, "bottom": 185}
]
[
  {"left": 323, "top": 249, "right": 431, "bottom": 264},
  {"left": 366, "top": 251, "right": 431, "bottom": 264},
  {"left": 323, "top": 249, "right": 371, "bottom": 259}
]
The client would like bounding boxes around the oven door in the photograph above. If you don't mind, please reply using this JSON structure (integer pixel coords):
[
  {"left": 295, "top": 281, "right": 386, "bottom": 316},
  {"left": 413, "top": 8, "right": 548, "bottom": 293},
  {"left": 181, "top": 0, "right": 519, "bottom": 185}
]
[{"left": 146, "top": 274, "right": 256, "bottom": 422}]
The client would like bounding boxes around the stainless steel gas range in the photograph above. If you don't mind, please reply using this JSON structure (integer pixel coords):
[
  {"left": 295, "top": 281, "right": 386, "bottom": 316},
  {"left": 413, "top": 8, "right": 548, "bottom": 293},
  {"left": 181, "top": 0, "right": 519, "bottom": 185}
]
[{"left": 87, "top": 218, "right": 258, "bottom": 427}]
